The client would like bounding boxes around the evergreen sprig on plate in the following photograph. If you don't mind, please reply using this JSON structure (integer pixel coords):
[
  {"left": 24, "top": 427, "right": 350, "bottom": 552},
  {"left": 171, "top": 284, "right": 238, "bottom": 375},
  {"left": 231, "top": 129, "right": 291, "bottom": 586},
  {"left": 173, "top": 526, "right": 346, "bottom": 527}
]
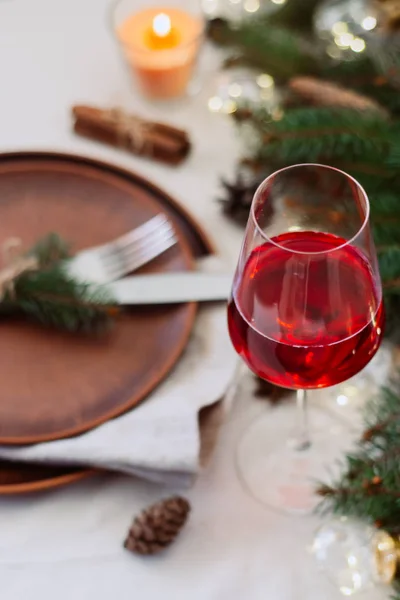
[{"left": 0, "top": 233, "right": 117, "bottom": 334}]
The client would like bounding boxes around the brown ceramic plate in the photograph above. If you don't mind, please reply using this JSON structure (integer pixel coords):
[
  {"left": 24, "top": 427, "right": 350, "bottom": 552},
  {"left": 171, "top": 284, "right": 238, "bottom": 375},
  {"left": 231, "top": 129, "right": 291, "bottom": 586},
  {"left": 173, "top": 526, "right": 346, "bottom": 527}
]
[
  {"left": 0, "top": 152, "right": 213, "bottom": 495},
  {"left": 0, "top": 152, "right": 213, "bottom": 450}
]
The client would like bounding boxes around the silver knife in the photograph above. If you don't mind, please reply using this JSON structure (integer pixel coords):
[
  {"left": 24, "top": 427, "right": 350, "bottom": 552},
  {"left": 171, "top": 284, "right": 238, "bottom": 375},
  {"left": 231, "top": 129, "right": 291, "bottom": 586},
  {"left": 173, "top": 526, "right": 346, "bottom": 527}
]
[{"left": 108, "top": 272, "right": 232, "bottom": 304}]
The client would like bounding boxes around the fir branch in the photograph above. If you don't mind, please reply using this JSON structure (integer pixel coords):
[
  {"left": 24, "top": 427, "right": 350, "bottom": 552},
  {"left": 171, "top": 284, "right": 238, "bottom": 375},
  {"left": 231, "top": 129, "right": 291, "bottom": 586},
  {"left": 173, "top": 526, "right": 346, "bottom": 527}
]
[
  {"left": 357, "top": 81, "right": 400, "bottom": 116},
  {"left": 0, "top": 234, "right": 118, "bottom": 334},
  {"left": 370, "top": 189, "right": 400, "bottom": 216},
  {"left": 387, "top": 138, "right": 400, "bottom": 169},
  {"left": 383, "top": 295, "right": 400, "bottom": 342},
  {"left": 208, "top": 14, "right": 380, "bottom": 84},
  {"left": 250, "top": 107, "right": 392, "bottom": 164},
  {"left": 28, "top": 232, "right": 70, "bottom": 268},
  {"left": 208, "top": 18, "right": 320, "bottom": 80},
  {"left": 373, "top": 223, "right": 400, "bottom": 247},
  {"left": 371, "top": 193, "right": 400, "bottom": 247},
  {"left": 321, "top": 54, "right": 377, "bottom": 85},
  {"left": 247, "top": 108, "right": 389, "bottom": 163},
  {"left": 12, "top": 267, "right": 116, "bottom": 334},
  {"left": 265, "top": 0, "right": 320, "bottom": 33},
  {"left": 379, "top": 247, "right": 400, "bottom": 285},
  {"left": 317, "top": 378, "right": 400, "bottom": 531},
  {"left": 392, "top": 581, "right": 400, "bottom": 600},
  {"left": 335, "top": 163, "right": 396, "bottom": 178}
]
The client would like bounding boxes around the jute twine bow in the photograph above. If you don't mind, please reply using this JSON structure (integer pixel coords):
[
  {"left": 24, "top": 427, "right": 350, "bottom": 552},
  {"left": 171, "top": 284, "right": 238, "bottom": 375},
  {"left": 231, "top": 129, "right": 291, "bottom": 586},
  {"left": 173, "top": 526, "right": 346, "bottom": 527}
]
[
  {"left": 0, "top": 238, "right": 38, "bottom": 300},
  {"left": 104, "top": 108, "right": 153, "bottom": 155}
]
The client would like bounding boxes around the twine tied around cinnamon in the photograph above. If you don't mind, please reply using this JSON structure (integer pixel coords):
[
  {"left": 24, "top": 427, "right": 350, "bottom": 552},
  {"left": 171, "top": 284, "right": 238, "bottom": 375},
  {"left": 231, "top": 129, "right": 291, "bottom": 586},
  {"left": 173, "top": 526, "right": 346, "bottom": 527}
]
[
  {"left": 103, "top": 108, "right": 153, "bottom": 155},
  {"left": 0, "top": 238, "right": 38, "bottom": 301}
]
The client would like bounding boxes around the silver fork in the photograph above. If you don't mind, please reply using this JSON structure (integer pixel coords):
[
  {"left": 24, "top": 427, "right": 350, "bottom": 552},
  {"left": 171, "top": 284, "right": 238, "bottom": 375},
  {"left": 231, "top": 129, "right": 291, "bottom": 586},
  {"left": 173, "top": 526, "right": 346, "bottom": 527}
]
[{"left": 67, "top": 214, "right": 177, "bottom": 284}]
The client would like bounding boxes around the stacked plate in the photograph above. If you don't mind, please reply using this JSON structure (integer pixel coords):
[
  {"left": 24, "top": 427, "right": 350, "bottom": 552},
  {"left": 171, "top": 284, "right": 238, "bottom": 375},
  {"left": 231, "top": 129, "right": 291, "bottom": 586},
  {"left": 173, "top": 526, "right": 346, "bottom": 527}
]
[{"left": 0, "top": 152, "right": 213, "bottom": 494}]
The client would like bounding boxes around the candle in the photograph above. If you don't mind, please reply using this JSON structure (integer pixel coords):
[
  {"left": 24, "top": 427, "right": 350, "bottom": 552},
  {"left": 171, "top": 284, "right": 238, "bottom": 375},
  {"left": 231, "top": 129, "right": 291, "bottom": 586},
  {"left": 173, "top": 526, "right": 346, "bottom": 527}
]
[{"left": 116, "top": 7, "right": 203, "bottom": 99}]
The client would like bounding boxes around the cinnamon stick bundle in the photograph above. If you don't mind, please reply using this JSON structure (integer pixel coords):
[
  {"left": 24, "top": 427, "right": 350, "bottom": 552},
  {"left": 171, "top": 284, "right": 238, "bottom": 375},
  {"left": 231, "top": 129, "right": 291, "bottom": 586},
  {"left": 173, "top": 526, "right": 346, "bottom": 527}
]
[{"left": 72, "top": 105, "right": 191, "bottom": 166}]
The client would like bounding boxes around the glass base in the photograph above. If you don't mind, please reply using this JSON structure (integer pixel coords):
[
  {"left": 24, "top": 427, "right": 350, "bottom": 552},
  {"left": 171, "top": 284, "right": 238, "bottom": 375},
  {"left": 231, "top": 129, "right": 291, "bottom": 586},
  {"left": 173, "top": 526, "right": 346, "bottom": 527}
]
[{"left": 235, "top": 403, "right": 354, "bottom": 515}]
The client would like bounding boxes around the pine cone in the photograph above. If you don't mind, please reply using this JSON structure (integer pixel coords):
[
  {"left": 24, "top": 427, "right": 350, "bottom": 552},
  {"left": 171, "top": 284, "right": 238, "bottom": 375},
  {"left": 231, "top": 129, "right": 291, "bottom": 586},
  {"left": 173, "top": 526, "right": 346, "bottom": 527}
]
[
  {"left": 124, "top": 496, "right": 190, "bottom": 555},
  {"left": 288, "top": 76, "right": 389, "bottom": 117},
  {"left": 218, "top": 173, "right": 265, "bottom": 225}
]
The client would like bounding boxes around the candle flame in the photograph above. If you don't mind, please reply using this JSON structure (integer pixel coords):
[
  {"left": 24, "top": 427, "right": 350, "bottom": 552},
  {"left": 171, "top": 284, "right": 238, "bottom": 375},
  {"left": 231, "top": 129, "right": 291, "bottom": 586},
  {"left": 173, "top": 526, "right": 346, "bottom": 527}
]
[{"left": 152, "top": 13, "right": 171, "bottom": 38}]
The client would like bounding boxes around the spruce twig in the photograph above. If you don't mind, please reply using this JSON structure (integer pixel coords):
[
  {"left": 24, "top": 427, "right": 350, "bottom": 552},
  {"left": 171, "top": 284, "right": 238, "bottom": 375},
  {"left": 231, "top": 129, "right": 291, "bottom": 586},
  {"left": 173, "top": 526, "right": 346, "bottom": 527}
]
[
  {"left": 317, "top": 378, "right": 400, "bottom": 530},
  {"left": 0, "top": 234, "right": 117, "bottom": 334},
  {"left": 208, "top": 18, "right": 320, "bottom": 80}
]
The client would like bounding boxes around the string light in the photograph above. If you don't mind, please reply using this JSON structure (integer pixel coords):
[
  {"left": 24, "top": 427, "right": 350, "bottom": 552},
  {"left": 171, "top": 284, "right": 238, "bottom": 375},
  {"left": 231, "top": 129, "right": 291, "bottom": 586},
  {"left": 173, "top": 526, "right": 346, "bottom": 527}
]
[
  {"left": 326, "top": 44, "right": 342, "bottom": 59},
  {"left": 228, "top": 83, "right": 243, "bottom": 98},
  {"left": 243, "top": 0, "right": 260, "bottom": 13},
  {"left": 207, "top": 96, "right": 237, "bottom": 114},
  {"left": 208, "top": 96, "right": 223, "bottom": 112},
  {"left": 332, "top": 21, "right": 348, "bottom": 35},
  {"left": 335, "top": 32, "right": 354, "bottom": 48},
  {"left": 315, "top": 0, "right": 378, "bottom": 62},
  {"left": 257, "top": 73, "right": 274, "bottom": 88},
  {"left": 224, "top": 100, "right": 237, "bottom": 114},
  {"left": 201, "top": 0, "right": 219, "bottom": 16},
  {"left": 350, "top": 38, "right": 366, "bottom": 52},
  {"left": 361, "top": 16, "right": 377, "bottom": 30}
]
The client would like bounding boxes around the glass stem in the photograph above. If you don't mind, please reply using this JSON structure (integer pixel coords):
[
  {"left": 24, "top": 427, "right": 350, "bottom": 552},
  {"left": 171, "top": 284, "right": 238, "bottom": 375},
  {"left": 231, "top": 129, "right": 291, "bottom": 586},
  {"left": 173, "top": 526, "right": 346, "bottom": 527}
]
[
  {"left": 224, "top": 358, "right": 244, "bottom": 413},
  {"left": 294, "top": 389, "right": 311, "bottom": 451}
]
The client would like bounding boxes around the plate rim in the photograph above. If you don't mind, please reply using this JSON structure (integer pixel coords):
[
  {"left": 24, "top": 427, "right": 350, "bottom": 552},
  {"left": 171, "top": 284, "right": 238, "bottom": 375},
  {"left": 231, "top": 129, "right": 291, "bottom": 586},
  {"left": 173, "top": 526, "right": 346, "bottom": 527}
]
[
  {"left": 0, "top": 150, "right": 216, "bottom": 256},
  {"left": 0, "top": 467, "right": 98, "bottom": 495}
]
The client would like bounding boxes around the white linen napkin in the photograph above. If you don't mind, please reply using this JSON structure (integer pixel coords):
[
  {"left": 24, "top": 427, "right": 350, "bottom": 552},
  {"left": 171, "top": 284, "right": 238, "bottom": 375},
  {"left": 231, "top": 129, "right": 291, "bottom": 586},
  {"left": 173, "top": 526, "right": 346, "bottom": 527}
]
[{"left": 0, "top": 258, "right": 237, "bottom": 487}]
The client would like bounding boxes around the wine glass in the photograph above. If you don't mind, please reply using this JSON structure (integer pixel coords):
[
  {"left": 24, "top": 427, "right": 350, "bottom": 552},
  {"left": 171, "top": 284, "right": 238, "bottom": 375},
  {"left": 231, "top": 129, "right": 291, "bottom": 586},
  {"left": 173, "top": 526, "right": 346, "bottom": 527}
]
[{"left": 227, "top": 164, "right": 384, "bottom": 514}]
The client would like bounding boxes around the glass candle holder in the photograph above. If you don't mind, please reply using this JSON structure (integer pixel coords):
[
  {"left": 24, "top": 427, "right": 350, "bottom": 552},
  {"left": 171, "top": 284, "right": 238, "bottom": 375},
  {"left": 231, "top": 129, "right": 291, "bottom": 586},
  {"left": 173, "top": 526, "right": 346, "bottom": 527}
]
[{"left": 110, "top": 0, "right": 205, "bottom": 100}]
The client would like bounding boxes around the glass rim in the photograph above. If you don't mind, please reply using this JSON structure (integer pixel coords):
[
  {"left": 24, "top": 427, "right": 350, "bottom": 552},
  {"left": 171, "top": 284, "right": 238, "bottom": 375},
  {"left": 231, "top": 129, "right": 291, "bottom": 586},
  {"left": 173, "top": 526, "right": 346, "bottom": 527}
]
[
  {"left": 108, "top": 0, "right": 206, "bottom": 55},
  {"left": 251, "top": 163, "right": 370, "bottom": 256}
]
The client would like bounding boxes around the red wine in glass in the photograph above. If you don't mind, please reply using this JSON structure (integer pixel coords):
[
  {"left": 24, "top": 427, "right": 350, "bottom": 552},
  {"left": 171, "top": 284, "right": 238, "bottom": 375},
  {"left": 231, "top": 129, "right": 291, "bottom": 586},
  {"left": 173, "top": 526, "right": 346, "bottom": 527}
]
[
  {"left": 228, "top": 164, "right": 385, "bottom": 514},
  {"left": 228, "top": 231, "right": 384, "bottom": 390}
]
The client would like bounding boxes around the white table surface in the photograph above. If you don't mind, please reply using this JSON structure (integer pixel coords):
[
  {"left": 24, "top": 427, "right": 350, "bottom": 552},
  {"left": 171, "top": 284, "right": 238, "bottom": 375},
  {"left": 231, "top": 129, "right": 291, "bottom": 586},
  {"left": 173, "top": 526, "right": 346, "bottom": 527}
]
[{"left": 0, "top": 1, "right": 388, "bottom": 598}]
